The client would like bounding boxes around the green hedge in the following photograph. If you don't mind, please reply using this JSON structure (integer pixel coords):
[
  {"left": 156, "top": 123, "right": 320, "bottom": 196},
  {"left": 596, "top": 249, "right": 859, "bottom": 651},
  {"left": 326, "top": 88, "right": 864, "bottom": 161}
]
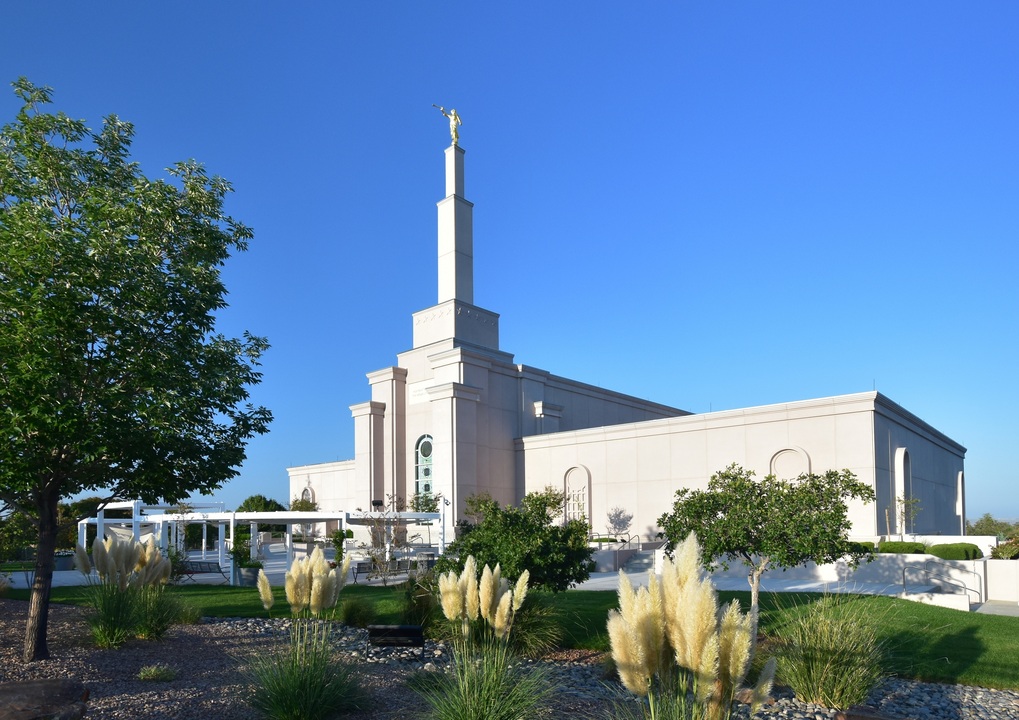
[
  {"left": 878, "top": 541, "right": 926, "bottom": 554},
  {"left": 928, "top": 543, "right": 983, "bottom": 560},
  {"left": 848, "top": 541, "right": 876, "bottom": 554}
]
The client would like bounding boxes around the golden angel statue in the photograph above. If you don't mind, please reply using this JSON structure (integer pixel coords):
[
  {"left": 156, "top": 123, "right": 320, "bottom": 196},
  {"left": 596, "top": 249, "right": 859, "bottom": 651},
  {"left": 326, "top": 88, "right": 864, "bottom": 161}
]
[{"left": 432, "top": 104, "right": 462, "bottom": 145}]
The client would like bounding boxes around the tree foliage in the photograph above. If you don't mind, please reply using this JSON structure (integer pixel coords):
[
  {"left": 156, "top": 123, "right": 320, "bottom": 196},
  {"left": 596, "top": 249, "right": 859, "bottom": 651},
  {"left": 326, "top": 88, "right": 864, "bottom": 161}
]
[
  {"left": 966, "top": 512, "right": 1019, "bottom": 539},
  {"left": 290, "top": 496, "right": 319, "bottom": 512},
  {"left": 0, "top": 79, "right": 271, "bottom": 660},
  {"left": 237, "top": 494, "right": 287, "bottom": 532},
  {"left": 437, "top": 488, "right": 593, "bottom": 593},
  {"left": 657, "top": 464, "right": 875, "bottom": 628}
]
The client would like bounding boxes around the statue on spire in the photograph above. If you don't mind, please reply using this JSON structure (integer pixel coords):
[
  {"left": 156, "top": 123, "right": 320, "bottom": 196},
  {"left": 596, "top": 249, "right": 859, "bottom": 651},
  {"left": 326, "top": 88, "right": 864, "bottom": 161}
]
[{"left": 432, "top": 104, "right": 462, "bottom": 146}]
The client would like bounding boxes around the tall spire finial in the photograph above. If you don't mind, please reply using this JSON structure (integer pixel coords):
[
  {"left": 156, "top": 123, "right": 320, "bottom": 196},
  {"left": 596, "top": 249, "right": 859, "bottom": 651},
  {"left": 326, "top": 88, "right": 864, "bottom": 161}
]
[{"left": 432, "top": 104, "right": 462, "bottom": 146}]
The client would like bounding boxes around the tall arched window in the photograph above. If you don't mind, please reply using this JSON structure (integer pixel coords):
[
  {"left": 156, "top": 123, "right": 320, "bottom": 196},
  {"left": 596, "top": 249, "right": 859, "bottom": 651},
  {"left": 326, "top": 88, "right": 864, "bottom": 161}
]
[{"left": 415, "top": 435, "right": 434, "bottom": 495}]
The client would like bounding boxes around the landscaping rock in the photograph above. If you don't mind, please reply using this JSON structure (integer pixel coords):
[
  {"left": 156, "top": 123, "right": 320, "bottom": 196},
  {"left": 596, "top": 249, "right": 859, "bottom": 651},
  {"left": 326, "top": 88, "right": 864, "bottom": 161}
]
[
  {"left": 834, "top": 706, "right": 894, "bottom": 720},
  {"left": 0, "top": 678, "right": 89, "bottom": 720}
]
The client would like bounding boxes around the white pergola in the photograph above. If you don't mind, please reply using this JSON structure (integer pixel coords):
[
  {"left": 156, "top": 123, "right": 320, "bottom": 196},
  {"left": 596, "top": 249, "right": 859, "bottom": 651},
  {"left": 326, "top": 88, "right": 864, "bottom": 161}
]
[{"left": 78, "top": 502, "right": 444, "bottom": 586}]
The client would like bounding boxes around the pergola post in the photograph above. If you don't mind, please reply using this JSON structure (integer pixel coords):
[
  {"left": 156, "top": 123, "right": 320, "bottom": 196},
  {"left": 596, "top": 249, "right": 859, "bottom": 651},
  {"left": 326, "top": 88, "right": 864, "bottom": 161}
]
[{"left": 228, "top": 514, "right": 236, "bottom": 586}]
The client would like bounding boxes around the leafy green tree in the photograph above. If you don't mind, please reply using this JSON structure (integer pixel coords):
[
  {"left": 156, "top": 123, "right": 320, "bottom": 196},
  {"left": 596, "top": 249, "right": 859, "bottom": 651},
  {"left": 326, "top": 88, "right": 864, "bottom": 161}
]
[
  {"left": 290, "top": 496, "right": 319, "bottom": 512},
  {"left": 237, "top": 493, "right": 287, "bottom": 532},
  {"left": 657, "top": 464, "right": 875, "bottom": 632},
  {"left": 966, "top": 513, "right": 1018, "bottom": 539},
  {"left": 0, "top": 511, "right": 36, "bottom": 563},
  {"left": 238, "top": 494, "right": 287, "bottom": 514},
  {"left": 436, "top": 488, "right": 594, "bottom": 593},
  {"left": 410, "top": 492, "right": 439, "bottom": 513},
  {"left": 0, "top": 79, "right": 271, "bottom": 661}
]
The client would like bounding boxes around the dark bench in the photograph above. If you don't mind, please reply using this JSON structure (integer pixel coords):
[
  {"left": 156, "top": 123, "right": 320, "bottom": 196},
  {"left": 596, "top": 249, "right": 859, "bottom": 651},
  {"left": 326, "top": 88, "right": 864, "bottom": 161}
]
[
  {"left": 178, "top": 560, "right": 228, "bottom": 584},
  {"left": 351, "top": 561, "right": 373, "bottom": 583},
  {"left": 365, "top": 624, "right": 425, "bottom": 660}
]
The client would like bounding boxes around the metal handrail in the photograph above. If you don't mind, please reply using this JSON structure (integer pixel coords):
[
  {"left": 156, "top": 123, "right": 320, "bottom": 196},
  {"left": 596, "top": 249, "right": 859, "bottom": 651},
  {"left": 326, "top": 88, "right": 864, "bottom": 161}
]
[
  {"left": 902, "top": 564, "right": 983, "bottom": 603},
  {"left": 927, "top": 572, "right": 983, "bottom": 603},
  {"left": 924, "top": 559, "right": 983, "bottom": 595}
]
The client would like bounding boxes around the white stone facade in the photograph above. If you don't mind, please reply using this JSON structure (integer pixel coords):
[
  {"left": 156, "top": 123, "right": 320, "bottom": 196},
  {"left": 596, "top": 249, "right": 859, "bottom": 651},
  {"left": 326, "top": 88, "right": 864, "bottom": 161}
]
[{"left": 289, "top": 140, "right": 966, "bottom": 544}]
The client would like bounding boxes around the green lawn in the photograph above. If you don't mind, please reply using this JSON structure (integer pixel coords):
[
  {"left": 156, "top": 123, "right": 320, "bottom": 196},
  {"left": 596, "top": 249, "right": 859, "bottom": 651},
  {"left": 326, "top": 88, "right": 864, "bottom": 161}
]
[{"left": 9, "top": 584, "right": 1019, "bottom": 690}]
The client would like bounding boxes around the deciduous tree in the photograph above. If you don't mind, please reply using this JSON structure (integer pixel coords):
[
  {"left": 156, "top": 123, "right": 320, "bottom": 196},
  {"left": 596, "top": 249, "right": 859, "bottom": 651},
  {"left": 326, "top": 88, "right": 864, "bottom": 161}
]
[
  {"left": 0, "top": 79, "right": 271, "bottom": 661},
  {"left": 437, "top": 488, "right": 593, "bottom": 592},
  {"left": 657, "top": 464, "right": 874, "bottom": 633}
]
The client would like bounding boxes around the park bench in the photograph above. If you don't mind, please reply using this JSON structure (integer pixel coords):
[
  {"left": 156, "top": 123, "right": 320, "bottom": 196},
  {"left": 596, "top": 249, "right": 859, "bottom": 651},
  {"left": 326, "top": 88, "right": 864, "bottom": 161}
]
[
  {"left": 351, "top": 561, "right": 373, "bottom": 583},
  {"left": 178, "top": 560, "right": 229, "bottom": 584},
  {"left": 365, "top": 624, "right": 425, "bottom": 660}
]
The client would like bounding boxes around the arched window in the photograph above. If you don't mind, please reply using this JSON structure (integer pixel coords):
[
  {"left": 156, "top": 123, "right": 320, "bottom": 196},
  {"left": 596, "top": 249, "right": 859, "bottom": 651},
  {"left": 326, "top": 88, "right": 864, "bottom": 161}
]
[{"left": 415, "top": 435, "right": 434, "bottom": 495}]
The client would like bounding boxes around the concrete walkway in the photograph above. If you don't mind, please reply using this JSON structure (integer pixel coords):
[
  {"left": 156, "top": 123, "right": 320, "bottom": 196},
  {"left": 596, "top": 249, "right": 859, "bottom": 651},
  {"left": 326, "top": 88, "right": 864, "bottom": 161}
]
[{"left": 576, "top": 570, "right": 1019, "bottom": 616}]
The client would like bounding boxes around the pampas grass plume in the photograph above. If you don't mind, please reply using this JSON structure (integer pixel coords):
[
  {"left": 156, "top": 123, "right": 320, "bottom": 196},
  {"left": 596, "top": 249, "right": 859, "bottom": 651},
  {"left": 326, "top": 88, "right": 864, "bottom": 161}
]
[
  {"left": 512, "top": 570, "right": 529, "bottom": 612},
  {"left": 74, "top": 544, "right": 91, "bottom": 575},
  {"left": 493, "top": 589, "right": 513, "bottom": 638},
  {"left": 438, "top": 570, "right": 463, "bottom": 622},
  {"left": 479, "top": 564, "right": 495, "bottom": 622},
  {"left": 257, "top": 569, "right": 274, "bottom": 611}
]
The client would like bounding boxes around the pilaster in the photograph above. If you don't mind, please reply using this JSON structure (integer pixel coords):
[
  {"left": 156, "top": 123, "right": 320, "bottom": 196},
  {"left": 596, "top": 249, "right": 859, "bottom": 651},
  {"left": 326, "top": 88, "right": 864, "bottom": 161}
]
[
  {"left": 350, "top": 401, "right": 386, "bottom": 509},
  {"left": 367, "top": 367, "right": 409, "bottom": 500},
  {"left": 426, "top": 382, "right": 481, "bottom": 540}
]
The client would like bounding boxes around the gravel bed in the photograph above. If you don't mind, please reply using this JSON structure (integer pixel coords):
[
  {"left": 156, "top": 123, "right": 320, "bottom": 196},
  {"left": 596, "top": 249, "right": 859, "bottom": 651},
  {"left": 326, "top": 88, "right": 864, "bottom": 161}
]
[{"left": 1, "top": 599, "right": 1018, "bottom": 719}]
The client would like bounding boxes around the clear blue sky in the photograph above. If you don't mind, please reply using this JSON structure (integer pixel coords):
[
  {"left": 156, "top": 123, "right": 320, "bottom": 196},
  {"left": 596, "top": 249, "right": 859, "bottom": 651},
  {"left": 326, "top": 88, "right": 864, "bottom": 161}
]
[{"left": 3, "top": 3, "right": 1016, "bottom": 520}]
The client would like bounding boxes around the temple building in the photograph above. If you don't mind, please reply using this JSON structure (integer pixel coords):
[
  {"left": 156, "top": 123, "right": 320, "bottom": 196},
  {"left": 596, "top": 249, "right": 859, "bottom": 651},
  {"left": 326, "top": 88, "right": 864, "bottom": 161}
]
[{"left": 288, "top": 132, "right": 966, "bottom": 543}]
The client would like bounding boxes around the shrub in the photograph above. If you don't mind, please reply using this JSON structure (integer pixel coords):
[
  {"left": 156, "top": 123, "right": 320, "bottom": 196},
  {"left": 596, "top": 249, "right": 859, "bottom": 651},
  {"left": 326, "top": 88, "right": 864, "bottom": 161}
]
[
  {"left": 877, "top": 541, "right": 926, "bottom": 554},
  {"left": 435, "top": 489, "right": 593, "bottom": 593},
  {"left": 927, "top": 543, "right": 983, "bottom": 561},
  {"left": 138, "top": 663, "right": 178, "bottom": 681},
  {"left": 991, "top": 539, "right": 1019, "bottom": 560},
  {"left": 848, "top": 541, "right": 875, "bottom": 554},
  {"left": 339, "top": 597, "right": 377, "bottom": 628},
  {"left": 771, "top": 594, "right": 886, "bottom": 709},
  {"left": 402, "top": 573, "right": 439, "bottom": 629}
]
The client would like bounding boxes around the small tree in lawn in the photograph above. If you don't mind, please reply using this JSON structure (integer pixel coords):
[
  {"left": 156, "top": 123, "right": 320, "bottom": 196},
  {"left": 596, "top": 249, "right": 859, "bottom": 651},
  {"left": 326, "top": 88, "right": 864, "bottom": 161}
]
[
  {"left": 0, "top": 79, "right": 271, "bottom": 661},
  {"left": 657, "top": 464, "right": 875, "bottom": 636},
  {"left": 436, "top": 488, "right": 593, "bottom": 593}
]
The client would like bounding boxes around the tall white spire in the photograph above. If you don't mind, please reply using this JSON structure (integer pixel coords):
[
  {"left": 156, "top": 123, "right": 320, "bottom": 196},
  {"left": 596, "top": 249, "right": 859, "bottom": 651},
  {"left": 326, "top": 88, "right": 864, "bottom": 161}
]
[
  {"left": 436, "top": 144, "right": 474, "bottom": 304},
  {"left": 412, "top": 139, "right": 502, "bottom": 353}
]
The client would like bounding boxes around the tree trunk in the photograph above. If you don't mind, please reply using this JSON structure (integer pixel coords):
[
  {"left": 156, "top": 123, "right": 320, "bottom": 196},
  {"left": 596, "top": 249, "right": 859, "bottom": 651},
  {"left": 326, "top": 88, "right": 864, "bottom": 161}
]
[
  {"left": 747, "top": 558, "right": 768, "bottom": 659},
  {"left": 23, "top": 488, "right": 59, "bottom": 662}
]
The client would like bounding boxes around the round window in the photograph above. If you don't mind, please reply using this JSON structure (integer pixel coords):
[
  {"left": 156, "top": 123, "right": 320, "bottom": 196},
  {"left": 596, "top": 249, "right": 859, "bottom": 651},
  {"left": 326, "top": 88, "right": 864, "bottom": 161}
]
[{"left": 420, "top": 440, "right": 432, "bottom": 458}]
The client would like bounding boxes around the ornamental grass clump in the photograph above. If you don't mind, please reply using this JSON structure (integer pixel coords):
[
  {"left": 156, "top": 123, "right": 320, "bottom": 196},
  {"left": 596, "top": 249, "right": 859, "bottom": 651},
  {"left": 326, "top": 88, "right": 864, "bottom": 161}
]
[
  {"left": 74, "top": 535, "right": 176, "bottom": 647},
  {"left": 772, "top": 594, "right": 886, "bottom": 709},
  {"left": 607, "top": 531, "right": 775, "bottom": 720},
  {"left": 411, "top": 555, "right": 552, "bottom": 720},
  {"left": 246, "top": 548, "right": 364, "bottom": 720}
]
